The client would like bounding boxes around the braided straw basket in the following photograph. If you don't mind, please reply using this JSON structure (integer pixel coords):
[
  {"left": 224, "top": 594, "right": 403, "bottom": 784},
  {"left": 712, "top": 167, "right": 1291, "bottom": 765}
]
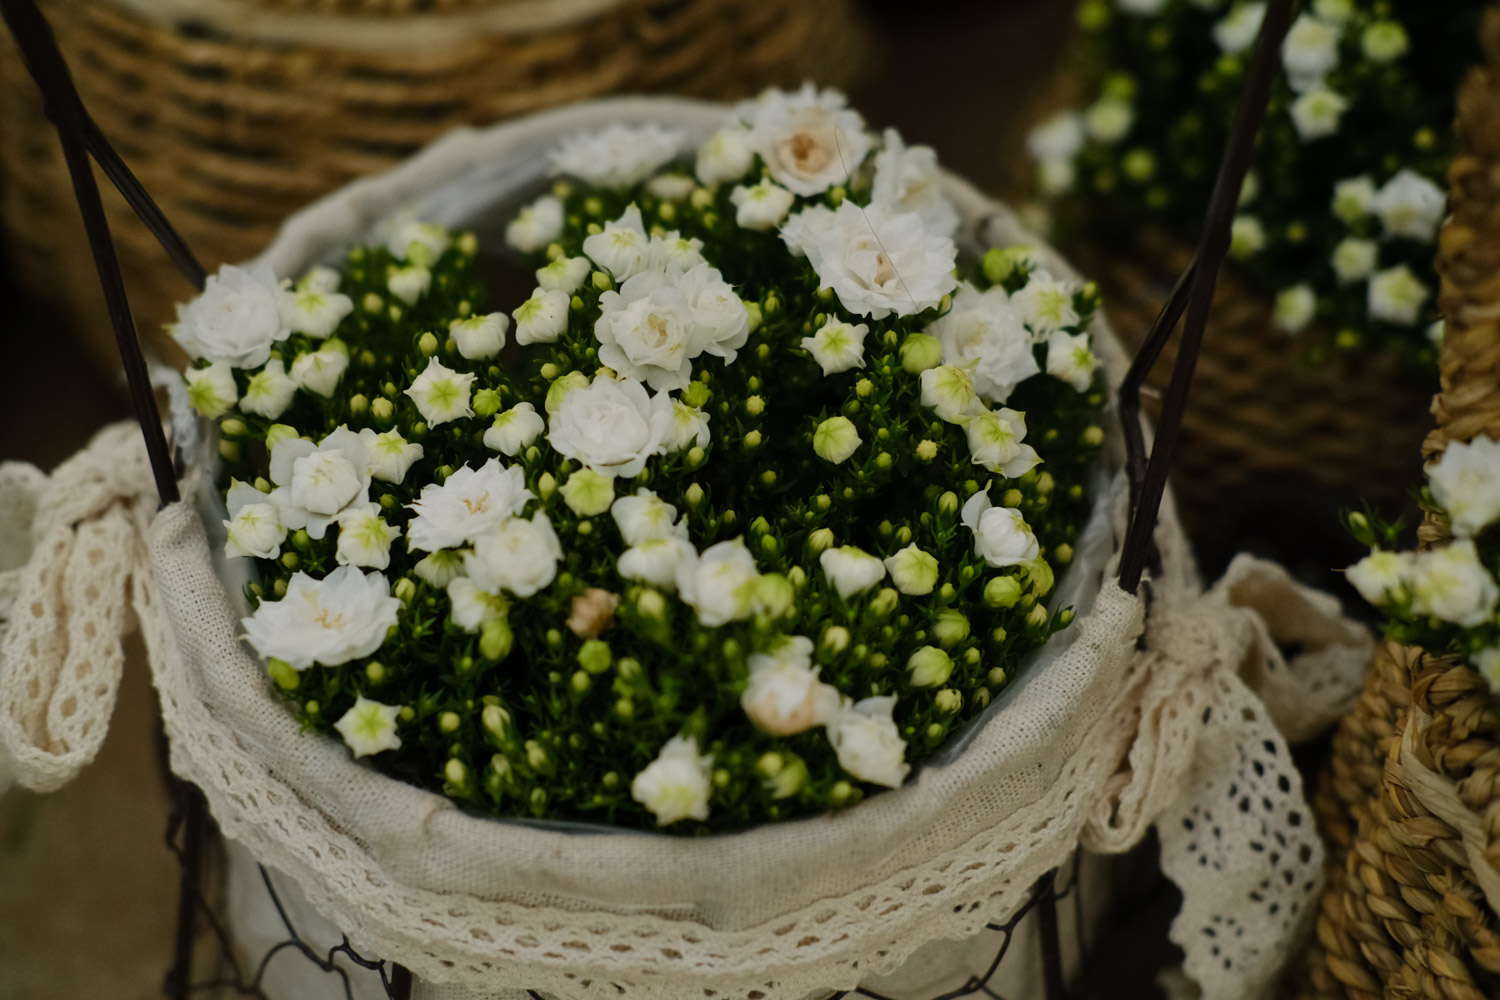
[
  {"left": 0, "top": 0, "right": 872, "bottom": 372},
  {"left": 1290, "top": 10, "right": 1500, "bottom": 999}
]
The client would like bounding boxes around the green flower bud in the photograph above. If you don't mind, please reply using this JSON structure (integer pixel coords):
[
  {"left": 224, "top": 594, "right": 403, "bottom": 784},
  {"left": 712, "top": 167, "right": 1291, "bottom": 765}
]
[
  {"left": 439, "top": 711, "right": 461, "bottom": 733},
  {"left": 480, "top": 618, "right": 514, "bottom": 661},
  {"left": 1055, "top": 543, "right": 1074, "bottom": 565},
  {"left": 482, "top": 704, "right": 511, "bottom": 740},
  {"left": 766, "top": 755, "right": 808, "bottom": 799},
  {"left": 787, "top": 566, "right": 807, "bottom": 589},
  {"left": 682, "top": 381, "right": 711, "bottom": 409},
  {"left": 636, "top": 588, "right": 668, "bottom": 620},
  {"left": 560, "top": 468, "right": 615, "bottom": 517},
  {"left": 915, "top": 440, "right": 938, "bottom": 462},
  {"left": 745, "top": 395, "right": 765, "bottom": 416},
  {"left": 264, "top": 423, "right": 300, "bottom": 451},
  {"left": 869, "top": 587, "right": 900, "bottom": 618},
  {"left": 937, "top": 491, "right": 959, "bottom": 515},
  {"left": 822, "top": 625, "right": 851, "bottom": 655},
  {"left": 934, "top": 689, "right": 963, "bottom": 714},
  {"left": 570, "top": 670, "right": 592, "bottom": 694},
  {"left": 472, "top": 388, "right": 501, "bottom": 418},
  {"left": 365, "top": 661, "right": 386, "bottom": 684},
  {"left": 813, "top": 416, "right": 862, "bottom": 464},
  {"left": 932, "top": 610, "right": 971, "bottom": 647},
  {"left": 266, "top": 658, "right": 300, "bottom": 691},
  {"left": 687, "top": 446, "right": 707, "bottom": 468},
  {"left": 370, "top": 397, "right": 394, "bottom": 422},
  {"left": 1001, "top": 488, "right": 1024, "bottom": 508},
  {"left": 1027, "top": 604, "right": 1050, "bottom": 628},
  {"left": 578, "top": 639, "right": 612, "bottom": 675},
  {"left": 393, "top": 578, "right": 417, "bottom": 605},
  {"left": 218, "top": 439, "right": 242, "bottom": 463},
  {"left": 444, "top": 758, "right": 468, "bottom": 791},
  {"left": 418, "top": 331, "right": 439, "bottom": 356},
  {"left": 1025, "top": 558, "right": 1055, "bottom": 597},
  {"left": 899, "top": 333, "right": 943, "bottom": 373},
  {"left": 753, "top": 573, "right": 796, "bottom": 618},
  {"left": 1081, "top": 425, "right": 1104, "bottom": 447},
  {"left": 885, "top": 543, "right": 939, "bottom": 596},
  {"left": 545, "top": 370, "right": 589, "bottom": 415},
  {"left": 855, "top": 378, "right": 874, "bottom": 398},
  {"left": 908, "top": 646, "right": 954, "bottom": 687},
  {"left": 684, "top": 483, "right": 706, "bottom": 509},
  {"left": 984, "top": 576, "right": 1023, "bottom": 608},
  {"left": 809, "top": 528, "right": 836, "bottom": 553},
  {"left": 745, "top": 300, "right": 763, "bottom": 333},
  {"left": 525, "top": 740, "right": 550, "bottom": 772}
]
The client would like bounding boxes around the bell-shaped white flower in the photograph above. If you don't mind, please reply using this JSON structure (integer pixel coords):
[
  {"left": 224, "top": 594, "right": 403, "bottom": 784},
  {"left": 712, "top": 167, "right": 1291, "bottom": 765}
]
[
  {"left": 660, "top": 399, "right": 711, "bottom": 453},
  {"left": 1428, "top": 437, "right": 1500, "bottom": 537},
  {"left": 404, "top": 357, "right": 475, "bottom": 426},
  {"left": 617, "top": 536, "right": 696, "bottom": 588},
  {"left": 631, "top": 735, "right": 713, "bottom": 826},
  {"left": 1331, "top": 238, "right": 1378, "bottom": 284},
  {"left": 884, "top": 543, "right": 939, "bottom": 596},
  {"left": 1289, "top": 88, "right": 1348, "bottom": 141},
  {"left": 364, "top": 429, "right": 424, "bottom": 485},
  {"left": 1281, "top": 14, "right": 1341, "bottom": 92},
  {"left": 290, "top": 343, "right": 350, "bottom": 398},
  {"left": 583, "top": 205, "right": 651, "bottom": 281},
  {"left": 513, "top": 288, "right": 571, "bottom": 345},
  {"left": 241, "top": 566, "right": 400, "bottom": 669},
  {"left": 185, "top": 361, "right": 238, "bottom": 418},
  {"left": 388, "top": 265, "right": 432, "bottom": 305},
  {"left": 413, "top": 550, "right": 465, "bottom": 589},
  {"left": 546, "top": 376, "right": 673, "bottom": 479},
  {"left": 483, "top": 402, "right": 545, "bottom": 457},
  {"left": 405, "top": 459, "right": 532, "bottom": 553},
  {"left": 450, "top": 313, "right": 508, "bottom": 361},
  {"left": 335, "top": 503, "right": 400, "bottom": 570},
  {"left": 1346, "top": 549, "right": 1415, "bottom": 606},
  {"left": 171, "top": 262, "right": 290, "bottom": 368},
  {"left": 334, "top": 696, "right": 403, "bottom": 759},
  {"left": 801, "top": 319, "right": 869, "bottom": 375},
  {"left": 742, "top": 83, "right": 873, "bottom": 197},
  {"left": 536, "top": 255, "right": 591, "bottom": 294},
  {"left": 826, "top": 695, "right": 909, "bottom": 788},
  {"left": 280, "top": 284, "right": 354, "bottom": 339},
  {"left": 1373, "top": 169, "right": 1446, "bottom": 243},
  {"left": 677, "top": 537, "right": 758, "bottom": 627},
  {"left": 696, "top": 126, "right": 755, "bottom": 186},
  {"left": 1270, "top": 285, "right": 1316, "bottom": 334},
  {"left": 298, "top": 265, "right": 341, "bottom": 295},
  {"left": 1368, "top": 265, "right": 1429, "bottom": 326},
  {"left": 550, "top": 123, "right": 684, "bottom": 189},
  {"left": 1229, "top": 216, "right": 1266, "bottom": 258},
  {"left": 1409, "top": 541, "right": 1499, "bottom": 628},
  {"left": 223, "top": 479, "right": 286, "bottom": 559},
  {"left": 648, "top": 231, "right": 709, "bottom": 272},
  {"left": 505, "top": 194, "right": 564, "bottom": 254},
  {"left": 730, "top": 179, "right": 797, "bottom": 231},
  {"left": 1011, "top": 271, "right": 1080, "bottom": 338},
  {"left": 819, "top": 545, "right": 887, "bottom": 599},
  {"left": 266, "top": 426, "right": 373, "bottom": 540},
  {"left": 928, "top": 282, "right": 1039, "bottom": 402},
  {"left": 1332, "top": 175, "right": 1377, "bottom": 223},
  {"left": 611, "top": 489, "right": 686, "bottom": 545},
  {"left": 379, "top": 210, "right": 451, "bottom": 262},
  {"left": 961, "top": 489, "right": 1040, "bottom": 568},
  {"left": 240, "top": 359, "right": 298, "bottom": 419},
  {"left": 467, "top": 511, "right": 562, "bottom": 598},
  {"left": 872, "top": 128, "right": 959, "bottom": 237},
  {"left": 920, "top": 365, "right": 981, "bottom": 423},
  {"left": 966, "top": 408, "right": 1041, "bottom": 478},
  {"left": 1025, "top": 111, "right": 1084, "bottom": 164},
  {"left": 741, "top": 636, "right": 840, "bottom": 737},
  {"left": 1214, "top": 3, "right": 1267, "bottom": 54},
  {"left": 445, "top": 577, "right": 507, "bottom": 633},
  {"left": 646, "top": 173, "right": 697, "bottom": 201}
]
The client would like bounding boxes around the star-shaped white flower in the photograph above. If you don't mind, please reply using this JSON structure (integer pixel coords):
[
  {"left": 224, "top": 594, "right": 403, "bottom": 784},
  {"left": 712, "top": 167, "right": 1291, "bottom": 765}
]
[
  {"left": 240, "top": 359, "right": 297, "bottom": 419},
  {"left": 405, "top": 357, "right": 475, "bottom": 426},
  {"left": 801, "top": 320, "right": 869, "bottom": 375},
  {"left": 334, "top": 696, "right": 403, "bottom": 758}
]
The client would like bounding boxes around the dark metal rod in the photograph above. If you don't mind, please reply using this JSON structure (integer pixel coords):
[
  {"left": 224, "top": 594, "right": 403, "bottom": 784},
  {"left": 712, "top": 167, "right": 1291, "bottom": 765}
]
[
  {"left": 1036, "top": 871, "right": 1067, "bottom": 1000},
  {"left": 1119, "top": 256, "right": 1198, "bottom": 511},
  {"left": 389, "top": 964, "right": 414, "bottom": 1000},
  {"left": 166, "top": 784, "right": 208, "bottom": 1000},
  {"left": 1117, "top": 0, "right": 1296, "bottom": 593}
]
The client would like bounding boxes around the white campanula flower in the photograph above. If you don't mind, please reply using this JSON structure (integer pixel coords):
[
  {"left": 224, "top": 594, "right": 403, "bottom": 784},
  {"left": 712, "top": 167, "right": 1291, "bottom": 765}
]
[
  {"left": 961, "top": 489, "right": 1040, "bottom": 568},
  {"left": 1346, "top": 549, "right": 1415, "bottom": 606},
  {"left": 649, "top": 231, "right": 709, "bottom": 272},
  {"left": 1214, "top": 3, "right": 1267, "bottom": 54},
  {"left": 1026, "top": 111, "right": 1084, "bottom": 164},
  {"left": 801, "top": 319, "right": 869, "bottom": 375},
  {"left": 696, "top": 126, "right": 755, "bottom": 187},
  {"left": 674, "top": 262, "right": 749, "bottom": 358},
  {"left": 536, "top": 255, "right": 591, "bottom": 294},
  {"left": 631, "top": 735, "right": 713, "bottom": 826},
  {"left": 1229, "top": 215, "right": 1266, "bottom": 258},
  {"left": 1409, "top": 541, "right": 1499, "bottom": 628},
  {"left": 240, "top": 359, "right": 297, "bottom": 419},
  {"left": 467, "top": 511, "right": 562, "bottom": 598},
  {"left": 677, "top": 537, "right": 758, "bottom": 626},
  {"left": 544, "top": 370, "right": 589, "bottom": 415},
  {"left": 1374, "top": 170, "right": 1446, "bottom": 243},
  {"left": 1361, "top": 20, "right": 1409, "bottom": 62},
  {"left": 617, "top": 535, "right": 697, "bottom": 588},
  {"left": 404, "top": 357, "right": 475, "bottom": 426},
  {"left": 1045, "top": 329, "right": 1100, "bottom": 393},
  {"left": 884, "top": 543, "right": 939, "bottom": 596},
  {"left": 504, "top": 194, "right": 564, "bottom": 254},
  {"left": 1475, "top": 646, "right": 1500, "bottom": 694},
  {"left": 1289, "top": 88, "right": 1348, "bottom": 141},
  {"left": 185, "top": 361, "right": 238, "bottom": 418},
  {"left": 928, "top": 283, "right": 1039, "bottom": 402},
  {"left": 583, "top": 204, "right": 651, "bottom": 281},
  {"left": 266, "top": 426, "right": 373, "bottom": 539},
  {"left": 611, "top": 488, "right": 687, "bottom": 545},
  {"left": 1331, "top": 238, "right": 1378, "bottom": 284},
  {"left": 280, "top": 284, "right": 354, "bottom": 339},
  {"left": 920, "top": 365, "right": 981, "bottom": 423},
  {"left": 559, "top": 467, "right": 615, "bottom": 517},
  {"left": 513, "top": 288, "right": 571, "bottom": 345},
  {"left": 449, "top": 313, "right": 508, "bottom": 361},
  {"left": 379, "top": 209, "right": 450, "bottom": 262},
  {"left": 1281, "top": 14, "right": 1341, "bottom": 92},
  {"left": 483, "top": 402, "right": 545, "bottom": 457},
  {"left": 1117, "top": 0, "right": 1168, "bottom": 12},
  {"left": 1083, "top": 98, "right": 1135, "bottom": 145},
  {"left": 730, "top": 179, "right": 797, "bottom": 231},
  {"left": 445, "top": 577, "right": 507, "bottom": 633},
  {"left": 290, "top": 343, "right": 350, "bottom": 398},
  {"left": 645, "top": 173, "right": 697, "bottom": 201},
  {"left": 1428, "top": 437, "right": 1500, "bottom": 537},
  {"left": 334, "top": 696, "right": 403, "bottom": 759},
  {"left": 241, "top": 566, "right": 400, "bottom": 669},
  {"left": 405, "top": 459, "right": 531, "bottom": 553},
  {"left": 966, "top": 408, "right": 1042, "bottom": 478},
  {"left": 783, "top": 201, "right": 957, "bottom": 320},
  {"left": 594, "top": 266, "right": 741, "bottom": 392},
  {"left": 1011, "top": 270, "right": 1080, "bottom": 337},
  {"left": 223, "top": 480, "right": 286, "bottom": 560},
  {"left": 171, "top": 262, "right": 289, "bottom": 368},
  {"left": 1036, "top": 158, "right": 1077, "bottom": 196},
  {"left": 819, "top": 545, "right": 887, "bottom": 599},
  {"left": 387, "top": 265, "right": 431, "bottom": 305},
  {"left": 742, "top": 83, "right": 873, "bottom": 197},
  {"left": 812, "top": 415, "right": 862, "bottom": 464},
  {"left": 1273, "top": 285, "right": 1318, "bottom": 334},
  {"left": 1428, "top": 319, "right": 1447, "bottom": 347},
  {"left": 660, "top": 399, "right": 711, "bottom": 453},
  {"left": 1368, "top": 265, "right": 1429, "bottom": 326},
  {"left": 741, "top": 636, "right": 840, "bottom": 737},
  {"left": 550, "top": 123, "right": 684, "bottom": 189},
  {"left": 365, "top": 429, "right": 424, "bottom": 484},
  {"left": 546, "top": 376, "right": 673, "bottom": 479},
  {"left": 871, "top": 128, "right": 960, "bottom": 238},
  {"left": 1332, "top": 175, "right": 1377, "bottom": 223},
  {"left": 826, "top": 695, "right": 909, "bottom": 788},
  {"left": 335, "top": 503, "right": 400, "bottom": 570},
  {"left": 298, "top": 265, "right": 341, "bottom": 295},
  {"left": 413, "top": 550, "right": 465, "bottom": 589}
]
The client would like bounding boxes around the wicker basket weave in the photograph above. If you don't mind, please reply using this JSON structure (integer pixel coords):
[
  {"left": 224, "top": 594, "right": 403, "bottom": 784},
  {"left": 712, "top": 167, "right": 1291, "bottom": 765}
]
[
  {"left": 1290, "top": 10, "right": 1500, "bottom": 999},
  {"left": 0, "top": 0, "right": 872, "bottom": 372}
]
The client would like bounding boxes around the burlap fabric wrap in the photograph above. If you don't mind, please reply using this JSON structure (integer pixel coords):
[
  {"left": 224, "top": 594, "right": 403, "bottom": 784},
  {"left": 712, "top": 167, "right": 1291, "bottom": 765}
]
[{"left": 0, "top": 98, "right": 1374, "bottom": 1000}]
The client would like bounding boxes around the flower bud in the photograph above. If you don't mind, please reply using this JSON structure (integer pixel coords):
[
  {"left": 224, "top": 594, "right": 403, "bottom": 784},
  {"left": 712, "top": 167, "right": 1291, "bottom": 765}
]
[
  {"left": 482, "top": 704, "right": 511, "bottom": 741},
  {"left": 934, "top": 689, "right": 963, "bottom": 714},
  {"left": 900, "top": 333, "right": 943, "bottom": 373},
  {"left": 915, "top": 440, "right": 938, "bottom": 462},
  {"left": 937, "top": 491, "right": 959, "bottom": 515},
  {"left": 266, "top": 658, "right": 300, "bottom": 691},
  {"left": 907, "top": 646, "right": 954, "bottom": 687},
  {"left": 418, "top": 331, "right": 439, "bottom": 356},
  {"left": 525, "top": 740, "right": 550, "bottom": 772},
  {"left": 265, "top": 423, "right": 300, "bottom": 451},
  {"left": 438, "top": 711, "right": 461, "bottom": 733},
  {"left": 787, "top": 566, "right": 807, "bottom": 589},
  {"left": 536, "top": 472, "right": 558, "bottom": 499},
  {"left": 684, "top": 483, "right": 706, "bottom": 508},
  {"left": 578, "top": 639, "right": 613, "bottom": 675},
  {"left": 636, "top": 588, "right": 668, "bottom": 620},
  {"left": 745, "top": 395, "right": 765, "bottom": 416},
  {"left": 444, "top": 758, "right": 469, "bottom": 791},
  {"left": 1027, "top": 604, "right": 1050, "bottom": 628},
  {"left": 981, "top": 247, "right": 1014, "bottom": 285},
  {"left": 869, "top": 587, "right": 900, "bottom": 618},
  {"left": 393, "top": 578, "right": 417, "bottom": 605},
  {"left": 765, "top": 754, "right": 808, "bottom": 799},
  {"left": 821, "top": 625, "right": 851, "bottom": 655},
  {"left": 472, "top": 388, "right": 502, "bottom": 418},
  {"left": 752, "top": 573, "right": 796, "bottom": 618},
  {"left": 560, "top": 468, "right": 615, "bottom": 517},
  {"left": 371, "top": 397, "right": 394, "bottom": 422},
  {"left": 884, "top": 544, "right": 939, "bottom": 596},
  {"left": 681, "top": 381, "right": 711, "bottom": 409},
  {"left": 813, "top": 416, "right": 862, "bottom": 464},
  {"left": 365, "top": 661, "right": 386, "bottom": 684},
  {"left": 809, "top": 528, "right": 836, "bottom": 553},
  {"left": 480, "top": 618, "right": 514, "bottom": 661},
  {"left": 984, "top": 576, "right": 1023, "bottom": 608},
  {"left": 932, "top": 610, "right": 971, "bottom": 647}
]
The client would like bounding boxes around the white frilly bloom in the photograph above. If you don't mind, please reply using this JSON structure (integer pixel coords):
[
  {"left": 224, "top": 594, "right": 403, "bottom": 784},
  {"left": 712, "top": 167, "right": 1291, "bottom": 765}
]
[
  {"left": 631, "top": 735, "right": 713, "bottom": 826},
  {"left": 483, "top": 402, "right": 545, "bottom": 457},
  {"left": 387, "top": 265, "right": 431, "bottom": 305},
  {"left": 1026, "top": 111, "right": 1084, "bottom": 164},
  {"left": 223, "top": 479, "right": 286, "bottom": 560},
  {"left": 871, "top": 128, "right": 960, "bottom": 238},
  {"left": 961, "top": 489, "right": 1040, "bottom": 568},
  {"left": 1289, "top": 88, "right": 1348, "bottom": 141},
  {"left": 536, "top": 255, "right": 592, "bottom": 294},
  {"left": 1215, "top": 3, "right": 1268, "bottom": 54},
  {"left": 1281, "top": 14, "right": 1341, "bottom": 92},
  {"left": 365, "top": 429, "right": 424, "bottom": 484},
  {"left": 240, "top": 359, "right": 297, "bottom": 419},
  {"left": 1011, "top": 271, "right": 1079, "bottom": 337},
  {"left": 549, "top": 123, "right": 684, "bottom": 189},
  {"left": 611, "top": 489, "right": 686, "bottom": 545},
  {"left": 450, "top": 313, "right": 509, "bottom": 361},
  {"left": 617, "top": 536, "right": 697, "bottom": 589},
  {"left": 677, "top": 537, "right": 758, "bottom": 627},
  {"left": 380, "top": 210, "right": 450, "bottom": 262},
  {"left": 513, "top": 288, "right": 571, "bottom": 345},
  {"left": 594, "top": 263, "right": 749, "bottom": 391},
  {"left": 1045, "top": 330, "right": 1100, "bottom": 392},
  {"left": 741, "top": 636, "right": 840, "bottom": 737},
  {"left": 1332, "top": 175, "right": 1378, "bottom": 223},
  {"left": 1272, "top": 285, "right": 1318, "bottom": 335},
  {"left": 1373, "top": 169, "right": 1446, "bottom": 243},
  {"left": 1368, "top": 265, "right": 1429, "bottom": 326},
  {"left": 1331, "top": 238, "right": 1379, "bottom": 284},
  {"left": 281, "top": 285, "right": 354, "bottom": 339},
  {"left": 1427, "top": 437, "right": 1500, "bottom": 537},
  {"left": 646, "top": 173, "right": 697, "bottom": 201},
  {"left": 1409, "top": 541, "right": 1499, "bottom": 628},
  {"left": 661, "top": 400, "right": 711, "bottom": 453},
  {"left": 241, "top": 566, "right": 400, "bottom": 670},
  {"left": 505, "top": 195, "right": 565, "bottom": 254},
  {"left": 929, "top": 283, "right": 1039, "bottom": 402},
  {"left": 185, "top": 362, "right": 238, "bottom": 418},
  {"left": 405, "top": 459, "right": 532, "bottom": 553},
  {"left": 801, "top": 319, "right": 869, "bottom": 375},
  {"left": 334, "top": 696, "right": 403, "bottom": 759},
  {"left": 1346, "top": 549, "right": 1414, "bottom": 606},
  {"left": 404, "top": 357, "right": 475, "bottom": 426},
  {"left": 819, "top": 546, "right": 887, "bottom": 599},
  {"left": 546, "top": 376, "right": 674, "bottom": 478},
  {"left": 1084, "top": 98, "right": 1135, "bottom": 145},
  {"left": 583, "top": 204, "right": 652, "bottom": 281},
  {"left": 730, "top": 179, "right": 797, "bottom": 231},
  {"left": 742, "top": 83, "right": 873, "bottom": 197},
  {"left": 290, "top": 344, "right": 350, "bottom": 398},
  {"left": 335, "top": 504, "right": 400, "bottom": 570},
  {"left": 466, "top": 511, "right": 562, "bottom": 598},
  {"left": 826, "top": 696, "right": 909, "bottom": 788},
  {"left": 782, "top": 201, "right": 956, "bottom": 320},
  {"left": 266, "top": 426, "right": 373, "bottom": 540},
  {"left": 696, "top": 126, "right": 755, "bottom": 187},
  {"left": 171, "top": 262, "right": 289, "bottom": 368},
  {"left": 965, "top": 408, "right": 1042, "bottom": 478},
  {"left": 650, "top": 232, "right": 709, "bottom": 272},
  {"left": 445, "top": 577, "right": 507, "bottom": 633}
]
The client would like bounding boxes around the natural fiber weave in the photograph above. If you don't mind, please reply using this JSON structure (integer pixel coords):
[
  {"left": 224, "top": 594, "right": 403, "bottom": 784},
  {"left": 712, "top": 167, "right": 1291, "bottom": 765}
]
[
  {"left": 0, "top": 0, "right": 872, "bottom": 373},
  {"left": 1289, "top": 10, "right": 1500, "bottom": 999}
]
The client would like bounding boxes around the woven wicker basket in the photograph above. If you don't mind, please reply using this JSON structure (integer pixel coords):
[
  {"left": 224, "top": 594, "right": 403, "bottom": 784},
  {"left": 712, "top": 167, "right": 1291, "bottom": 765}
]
[
  {"left": 0, "top": 0, "right": 872, "bottom": 373},
  {"left": 1290, "top": 10, "right": 1500, "bottom": 999}
]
